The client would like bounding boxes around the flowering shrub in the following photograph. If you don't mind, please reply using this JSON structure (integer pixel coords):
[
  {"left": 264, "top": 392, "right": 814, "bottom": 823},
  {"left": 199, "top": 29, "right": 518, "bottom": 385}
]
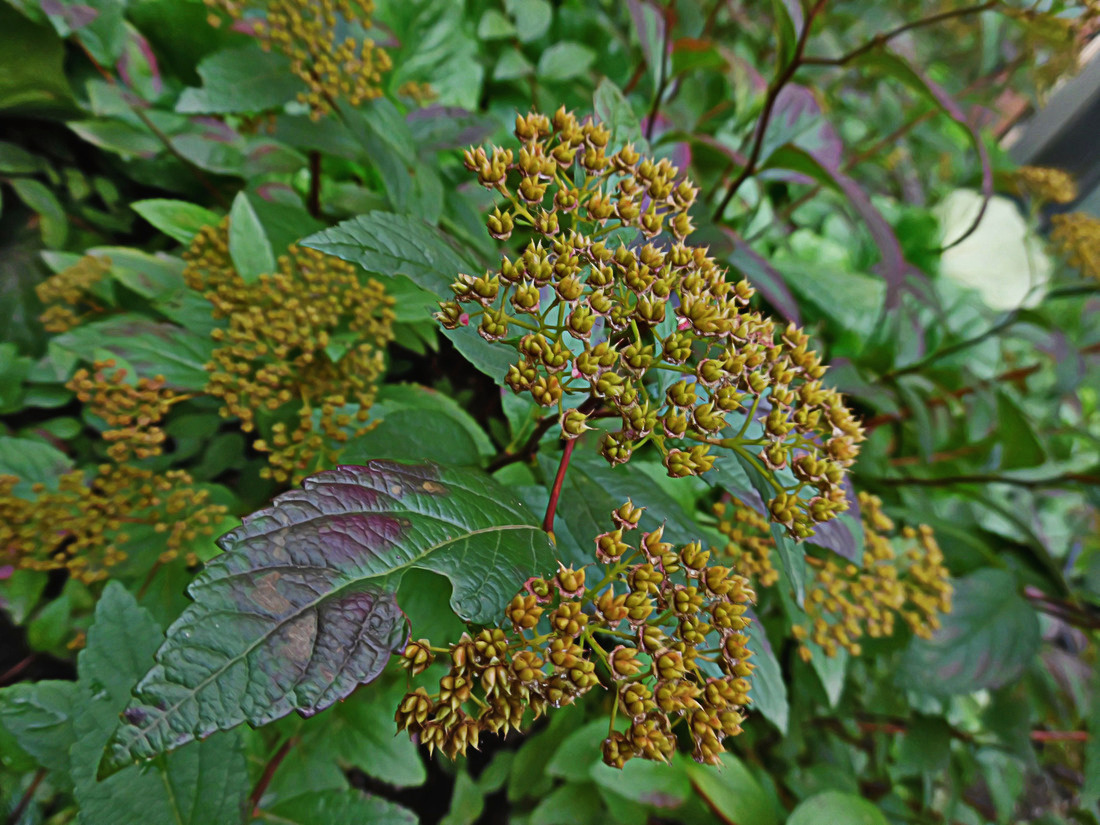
[{"left": 1, "top": 1, "right": 1098, "bottom": 824}]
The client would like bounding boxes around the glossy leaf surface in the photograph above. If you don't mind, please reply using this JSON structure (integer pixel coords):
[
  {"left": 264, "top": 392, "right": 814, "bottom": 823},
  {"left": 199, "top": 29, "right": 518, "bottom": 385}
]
[{"left": 102, "top": 461, "right": 555, "bottom": 775}]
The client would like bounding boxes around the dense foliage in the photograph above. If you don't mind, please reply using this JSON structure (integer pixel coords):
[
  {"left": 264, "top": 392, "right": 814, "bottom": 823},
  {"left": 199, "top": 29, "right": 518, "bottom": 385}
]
[{"left": 1, "top": 1, "right": 1099, "bottom": 823}]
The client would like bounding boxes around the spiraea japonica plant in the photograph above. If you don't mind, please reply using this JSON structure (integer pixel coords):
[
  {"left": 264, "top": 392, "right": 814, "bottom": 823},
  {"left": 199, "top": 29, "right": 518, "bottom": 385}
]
[{"left": 3, "top": 1, "right": 1099, "bottom": 824}]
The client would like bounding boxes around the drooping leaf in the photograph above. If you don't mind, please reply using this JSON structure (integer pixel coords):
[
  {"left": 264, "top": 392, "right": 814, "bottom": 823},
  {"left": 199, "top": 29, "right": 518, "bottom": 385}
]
[
  {"left": 0, "top": 435, "right": 74, "bottom": 495},
  {"left": 899, "top": 569, "right": 1039, "bottom": 696},
  {"left": 686, "top": 754, "right": 779, "bottom": 825},
  {"left": 301, "top": 210, "right": 473, "bottom": 297},
  {"left": 0, "top": 681, "right": 78, "bottom": 778},
  {"left": 72, "top": 582, "right": 249, "bottom": 825},
  {"left": 537, "top": 41, "right": 596, "bottom": 82},
  {"left": 101, "top": 461, "right": 555, "bottom": 776},
  {"left": 263, "top": 790, "right": 417, "bottom": 825},
  {"left": 50, "top": 314, "right": 214, "bottom": 390},
  {"left": 787, "top": 791, "right": 888, "bottom": 825},
  {"left": 132, "top": 199, "right": 219, "bottom": 244},
  {"left": 176, "top": 45, "right": 302, "bottom": 114},
  {"left": 745, "top": 612, "right": 788, "bottom": 734},
  {"left": 228, "top": 191, "right": 275, "bottom": 284}
]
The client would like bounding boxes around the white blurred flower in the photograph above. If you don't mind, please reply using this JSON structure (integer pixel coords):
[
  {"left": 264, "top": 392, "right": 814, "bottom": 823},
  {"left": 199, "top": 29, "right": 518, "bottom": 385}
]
[{"left": 934, "top": 189, "right": 1052, "bottom": 310}]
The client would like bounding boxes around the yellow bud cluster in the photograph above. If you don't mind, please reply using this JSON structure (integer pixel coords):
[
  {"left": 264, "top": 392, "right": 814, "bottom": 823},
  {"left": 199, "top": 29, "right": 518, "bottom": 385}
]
[
  {"left": 712, "top": 498, "right": 779, "bottom": 586},
  {"left": 1012, "top": 166, "right": 1077, "bottom": 204},
  {"left": 36, "top": 255, "right": 110, "bottom": 333},
  {"left": 439, "top": 107, "right": 863, "bottom": 538},
  {"left": 0, "top": 463, "right": 225, "bottom": 584},
  {"left": 204, "top": 0, "right": 391, "bottom": 119},
  {"left": 713, "top": 493, "right": 951, "bottom": 659},
  {"left": 184, "top": 221, "right": 395, "bottom": 484},
  {"left": 67, "top": 360, "right": 187, "bottom": 461},
  {"left": 397, "top": 502, "right": 756, "bottom": 767},
  {"left": 1050, "top": 212, "right": 1100, "bottom": 281},
  {"left": 397, "top": 81, "right": 438, "bottom": 106}
]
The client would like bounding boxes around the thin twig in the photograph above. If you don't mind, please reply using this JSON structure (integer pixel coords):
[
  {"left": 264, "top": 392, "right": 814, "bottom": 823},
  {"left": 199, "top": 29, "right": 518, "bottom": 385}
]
[
  {"left": 7, "top": 768, "right": 46, "bottom": 825},
  {"left": 0, "top": 655, "right": 35, "bottom": 687},
  {"left": 644, "top": 2, "right": 674, "bottom": 141},
  {"left": 712, "top": 0, "right": 828, "bottom": 220},
  {"left": 307, "top": 151, "right": 322, "bottom": 218},
  {"left": 250, "top": 737, "right": 296, "bottom": 817},
  {"left": 801, "top": 1, "right": 1000, "bottom": 66},
  {"left": 486, "top": 414, "right": 558, "bottom": 473}
]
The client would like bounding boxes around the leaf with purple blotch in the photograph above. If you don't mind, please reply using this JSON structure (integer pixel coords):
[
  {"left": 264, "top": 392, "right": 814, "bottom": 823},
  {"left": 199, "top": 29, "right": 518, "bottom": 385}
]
[{"left": 99, "top": 461, "right": 556, "bottom": 777}]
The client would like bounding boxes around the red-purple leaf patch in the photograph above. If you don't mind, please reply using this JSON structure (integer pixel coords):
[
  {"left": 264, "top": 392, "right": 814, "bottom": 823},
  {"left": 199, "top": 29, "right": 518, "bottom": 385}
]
[{"left": 100, "top": 461, "right": 555, "bottom": 777}]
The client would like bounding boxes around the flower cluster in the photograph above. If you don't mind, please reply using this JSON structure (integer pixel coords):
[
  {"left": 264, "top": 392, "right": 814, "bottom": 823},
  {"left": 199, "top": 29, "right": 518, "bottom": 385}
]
[
  {"left": 713, "top": 493, "right": 951, "bottom": 659},
  {"left": 396, "top": 501, "right": 756, "bottom": 767},
  {"left": 1012, "top": 165, "right": 1077, "bottom": 204},
  {"left": 1051, "top": 212, "right": 1100, "bottom": 281},
  {"left": 0, "top": 464, "right": 225, "bottom": 584},
  {"left": 184, "top": 221, "right": 395, "bottom": 484},
  {"left": 68, "top": 360, "right": 186, "bottom": 462},
  {"left": 205, "top": 0, "right": 390, "bottom": 119},
  {"left": 438, "top": 109, "right": 863, "bottom": 538},
  {"left": 36, "top": 254, "right": 110, "bottom": 333}
]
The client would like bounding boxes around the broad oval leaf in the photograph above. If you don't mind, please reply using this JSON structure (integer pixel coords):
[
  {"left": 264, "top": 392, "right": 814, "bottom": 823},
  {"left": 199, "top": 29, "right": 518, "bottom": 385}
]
[
  {"left": 899, "top": 568, "right": 1039, "bottom": 696},
  {"left": 101, "top": 461, "right": 555, "bottom": 777}
]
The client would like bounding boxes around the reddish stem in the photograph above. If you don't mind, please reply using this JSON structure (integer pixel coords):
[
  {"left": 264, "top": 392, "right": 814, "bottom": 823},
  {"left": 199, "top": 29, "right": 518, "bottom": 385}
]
[
  {"left": 7, "top": 768, "right": 45, "bottom": 825},
  {"left": 0, "top": 655, "right": 35, "bottom": 686},
  {"left": 249, "top": 737, "right": 295, "bottom": 816},
  {"left": 543, "top": 439, "right": 577, "bottom": 535}
]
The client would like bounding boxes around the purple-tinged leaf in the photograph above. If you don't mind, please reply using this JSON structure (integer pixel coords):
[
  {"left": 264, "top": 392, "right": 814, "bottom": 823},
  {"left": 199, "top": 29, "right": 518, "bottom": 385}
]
[
  {"left": 805, "top": 479, "right": 862, "bottom": 562},
  {"left": 900, "top": 569, "right": 1039, "bottom": 695},
  {"left": 856, "top": 51, "right": 993, "bottom": 252},
  {"left": 720, "top": 227, "right": 802, "bottom": 324},
  {"left": 406, "top": 105, "right": 497, "bottom": 152},
  {"left": 763, "top": 144, "right": 916, "bottom": 307},
  {"left": 762, "top": 85, "right": 843, "bottom": 170},
  {"left": 100, "top": 462, "right": 556, "bottom": 777}
]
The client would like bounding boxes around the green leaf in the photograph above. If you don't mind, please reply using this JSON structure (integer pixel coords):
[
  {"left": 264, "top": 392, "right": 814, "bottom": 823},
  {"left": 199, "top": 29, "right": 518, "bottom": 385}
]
[
  {"left": 228, "top": 192, "right": 275, "bottom": 284},
  {"left": 687, "top": 754, "right": 779, "bottom": 825},
  {"left": 132, "top": 199, "right": 219, "bottom": 244},
  {"left": 1083, "top": 660, "right": 1100, "bottom": 808},
  {"left": 374, "top": 384, "right": 495, "bottom": 457},
  {"left": 441, "top": 771, "right": 485, "bottom": 825},
  {"left": 0, "top": 680, "right": 78, "bottom": 777},
  {"left": 531, "top": 781, "right": 604, "bottom": 825},
  {"left": 0, "top": 140, "right": 48, "bottom": 174},
  {"left": 72, "top": 582, "right": 249, "bottom": 825},
  {"left": 806, "top": 640, "right": 848, "bottom": 708},
  {"left": 10, "top": 177, "right": 67, "bottom": 247},
  {"left": 302, "top": 211, "right": 473, "bottom": 297},
  {"left": 539, "top": 451, "right": 699, "bottom": 567},
  {"left": 994, "top": 392, "right": 1045, "bottom": 470},
  {"left": 899, "top": 569, "right": 1040, "bottom": 696},
  {"left": 265, "top": 790, "right": 418, "bottom": 825},
  {"left": 537, "top": 41, "right": 596, "bottom": 81},
  {"left": 787, "top": 791, "right": 888, "bottom": 825},
  {"left": 745, "top": 614, "right": 788, "bottom": 734},
  {"left": 101, "top": 462, "right": 555, "bottom": 775},
  {"left": 0, "top": 435, "right": 74, "bottom": 495},
  {"left": 478, "top": 9, "right": 516, "bottom": 39},
  {"left": 895, "top": 715, "right": 952, "bottom": 776},
  {"left": 0, "top": 3, "right": 74, "bottom": 116},
  {"left": 343, "top": 409, "right": 482, "bottom": 466},
  {"left": 494, "top": 48, "right": 535, "bottom": 81},
  {"left": 91, "top": 245, "right": 186, "bottom": 299},
  {"left": 50, "top": 314, "right": 214, "bottom": 391},
  {"left": 176, "top": 45, "right": 302, "bottom": 114},
  {"left": 590, "top": 757, "right": 692, "bottom": 810},
  {"left": 505, "top": 0, "right": 552, "bottom": 42},
  {"left": 593, "top": 78, "right": 648, "bottom": 153}
]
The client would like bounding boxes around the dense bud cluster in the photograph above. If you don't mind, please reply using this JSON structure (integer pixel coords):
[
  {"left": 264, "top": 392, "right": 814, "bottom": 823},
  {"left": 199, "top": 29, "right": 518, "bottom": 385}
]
[
  {"left": 1051, "top": 212, "right": 1100, "bottom": 281},
  {"left": 2, "top": 362, "right": 223, "bottom": 582},
  {"left": 205, "top": 0, "right": 390, "bottom": 119},
  {"left": 68, "top": 360, "right": 186, "bottom": 461},
  {"left": 1012, "top": 165, "right": 1077, "bottom": 204},
  {"left": 713, "top": 493, "right": 951, "bottom": 658},
  {"left": 438, "top": 109, "right": 863, "bottom": 537},
  {"left": 36, "top": 254, "right": 110, "bottom": 332},
  {"left": 397, "top": 502, "right": 756, "bottom": 767},
  {"left": 184, "top": 221, "right": 395, "bottom": 483},
  {"left": 0, "top": 464, "right": 224, "bottom": 583}
]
